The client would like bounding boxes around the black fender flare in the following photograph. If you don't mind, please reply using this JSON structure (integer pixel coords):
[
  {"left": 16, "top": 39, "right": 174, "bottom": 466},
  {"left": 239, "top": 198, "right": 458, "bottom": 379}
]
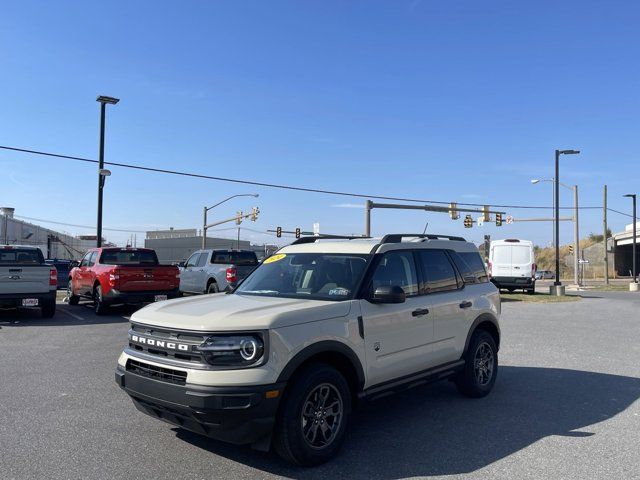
[
  {"left": 463, "top": 313, "right": 501, "bottom": 353},
  {"left": 276, "top": 340, "right": 366, "bottom": 390}
]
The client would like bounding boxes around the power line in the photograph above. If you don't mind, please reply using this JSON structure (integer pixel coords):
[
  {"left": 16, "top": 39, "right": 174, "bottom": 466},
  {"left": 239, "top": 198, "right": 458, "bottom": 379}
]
[
  {"left": 607, "top": 207, "right": 634, "bottom": 218},
  {"left": 0, "top": 145, "right": 601, "bottom": 211}
]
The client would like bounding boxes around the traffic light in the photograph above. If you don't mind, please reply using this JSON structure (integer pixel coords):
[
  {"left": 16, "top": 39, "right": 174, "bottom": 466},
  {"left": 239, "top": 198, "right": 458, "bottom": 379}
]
[
  {"left": 569, "top": 244, "right": 574, "bottom": 255},
  {"left": 449, "top": 202, "right": 460, "bottom": 220},
  {"left": 235, "top": 211, "right": 243, "bottom": 225},
  {"left": 483, "top": 205, "right": 490, "bottom": 222},
  {"left": 249, "top": 206, "right": 259, "bottom": 221},
  {"left": 495, "top": 213, "right": 503, "bottom": 226},
  {"left": 276, "top": 226, "right": 282, "bottom": 238},
  {"left": 295, "top": 228, "right": 301, "bottom": 239},
  {"left": 464, "top": 215, "right": 473, "bottom": 228}
]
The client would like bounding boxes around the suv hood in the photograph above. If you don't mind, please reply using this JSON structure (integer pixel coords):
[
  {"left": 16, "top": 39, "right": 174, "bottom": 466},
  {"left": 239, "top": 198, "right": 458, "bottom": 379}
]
[{"left": 130, "top": 293, "right": 353, "bottom": 331}]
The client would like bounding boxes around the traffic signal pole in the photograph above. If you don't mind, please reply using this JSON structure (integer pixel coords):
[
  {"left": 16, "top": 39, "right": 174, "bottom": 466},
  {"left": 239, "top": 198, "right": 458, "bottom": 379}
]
[{"left": 363, "top": 201, "right": 506, "bottom": 237}]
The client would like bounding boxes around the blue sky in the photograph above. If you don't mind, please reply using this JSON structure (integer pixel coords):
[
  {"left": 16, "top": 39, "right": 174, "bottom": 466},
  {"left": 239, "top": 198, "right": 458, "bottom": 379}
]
[{"left": 1, "top": 0, "right": 639, "bottom": 247}]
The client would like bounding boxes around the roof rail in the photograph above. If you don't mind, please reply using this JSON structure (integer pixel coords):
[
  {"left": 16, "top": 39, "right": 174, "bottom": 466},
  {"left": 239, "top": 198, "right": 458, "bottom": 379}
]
[
  {"left": 380, "top": 234, "right": 466, "bottom": 243},
  {"left": 290, "top": 235, "right": 371, "bottom": 245}
]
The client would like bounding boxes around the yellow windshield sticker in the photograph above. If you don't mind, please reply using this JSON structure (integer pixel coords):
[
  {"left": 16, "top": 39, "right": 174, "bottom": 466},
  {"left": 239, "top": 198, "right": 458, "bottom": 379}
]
[{"left": 264, "top": 253, "right": 286, "bottom": 264}]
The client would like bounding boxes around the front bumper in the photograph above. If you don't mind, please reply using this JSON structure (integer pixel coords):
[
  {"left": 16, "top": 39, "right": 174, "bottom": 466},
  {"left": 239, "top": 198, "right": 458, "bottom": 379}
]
[
  {"left": 0, "top": 291, "right": 55, "bottom": 308},
  {"left": 491, "top": 277, "right": 535, "bottom": 289},
  {"left": 104, "top": 288, "right": 181, "bottom": 305},
  {"left": 115, "top": 365, "right": 285, "bottom": 445}
]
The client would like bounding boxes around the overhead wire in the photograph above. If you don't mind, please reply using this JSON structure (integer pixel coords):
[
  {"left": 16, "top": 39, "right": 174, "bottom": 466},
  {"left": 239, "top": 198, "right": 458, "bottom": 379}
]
[{"left": 0, "top": 145, "right": 604, "bottom": 211}]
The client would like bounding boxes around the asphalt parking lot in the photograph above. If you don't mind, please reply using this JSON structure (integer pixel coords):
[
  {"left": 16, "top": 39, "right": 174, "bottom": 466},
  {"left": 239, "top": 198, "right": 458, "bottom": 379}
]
[{"left": 1, "top": 293, "right": 639, "bottom": 480}]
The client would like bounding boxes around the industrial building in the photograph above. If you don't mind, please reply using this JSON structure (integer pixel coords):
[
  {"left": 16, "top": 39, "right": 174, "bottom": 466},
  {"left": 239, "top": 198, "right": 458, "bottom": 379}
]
[{"left": 0, "top": 207, "right": 97, "bottom": 260}]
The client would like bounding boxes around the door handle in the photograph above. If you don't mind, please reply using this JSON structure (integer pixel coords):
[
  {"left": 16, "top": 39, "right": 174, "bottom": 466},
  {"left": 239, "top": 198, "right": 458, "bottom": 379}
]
[
  {"left": 412, "top": 308, "right": 430, "bottom": 317},
  {"left": 459, "top": 301, "right": 473, "bottom": 309}
]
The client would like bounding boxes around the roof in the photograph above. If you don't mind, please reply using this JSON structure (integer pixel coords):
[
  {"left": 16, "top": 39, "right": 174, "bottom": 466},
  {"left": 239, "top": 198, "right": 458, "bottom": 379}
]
[{"left": 279, "top": 235, "right": 479, "bottom": 255}]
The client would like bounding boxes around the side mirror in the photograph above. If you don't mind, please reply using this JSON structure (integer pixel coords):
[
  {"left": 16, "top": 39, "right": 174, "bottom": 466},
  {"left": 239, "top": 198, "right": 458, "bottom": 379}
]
[
  {"left": 178, "top": 261, "right": 185, "bottom": 268},
  {"left": 370, "top": 285, "right": 406, "bottom": 304}
]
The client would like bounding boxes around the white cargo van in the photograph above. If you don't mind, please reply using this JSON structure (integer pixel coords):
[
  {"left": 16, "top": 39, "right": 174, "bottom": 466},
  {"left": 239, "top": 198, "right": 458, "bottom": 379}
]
[{"left": 488, "top": 239, "right": 536, "bottom": 294}]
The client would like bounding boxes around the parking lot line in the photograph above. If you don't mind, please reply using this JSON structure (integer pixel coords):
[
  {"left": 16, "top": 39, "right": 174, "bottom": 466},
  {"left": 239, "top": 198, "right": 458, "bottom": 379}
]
[{"left": 58, "top": 307, "right": 85, "bottom": 321}]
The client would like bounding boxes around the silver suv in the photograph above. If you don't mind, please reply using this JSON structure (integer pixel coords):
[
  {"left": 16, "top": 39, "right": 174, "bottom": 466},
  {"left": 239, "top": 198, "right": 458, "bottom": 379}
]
[{"left": 116, "top": 234, "right": 501, "bottom": 466}]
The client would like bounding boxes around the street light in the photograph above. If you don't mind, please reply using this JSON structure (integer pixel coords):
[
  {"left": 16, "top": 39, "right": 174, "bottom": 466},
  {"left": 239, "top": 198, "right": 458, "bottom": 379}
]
[
  {"left": 202, "top": 194, "right": 259, "bottom": 248},
  {"left": 532, "top": 178, "right": 580, "bottom": 286},
  {"left": 552, "top": 149, "right": 580, "bottom": 295},
  {"left": 623, "top": 194, "right": 637, "bottom": 287},
  {"left": 96, "top": 95, "right": 119, "bottom": 247}
]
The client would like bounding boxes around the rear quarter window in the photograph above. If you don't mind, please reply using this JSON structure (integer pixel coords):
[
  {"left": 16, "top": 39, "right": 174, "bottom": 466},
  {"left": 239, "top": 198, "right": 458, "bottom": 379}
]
[{"left": 456, "top": 251, "right": 489, "bottom": 283}]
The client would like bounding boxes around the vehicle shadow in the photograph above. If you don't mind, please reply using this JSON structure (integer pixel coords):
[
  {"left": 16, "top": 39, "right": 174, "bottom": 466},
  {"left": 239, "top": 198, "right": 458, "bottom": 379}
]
[
  {"left": 0, "top": 302, "right": 135, "bottom": 327},
  {"left": 174, "top": 366, "right": 640, "bottom": 478}
]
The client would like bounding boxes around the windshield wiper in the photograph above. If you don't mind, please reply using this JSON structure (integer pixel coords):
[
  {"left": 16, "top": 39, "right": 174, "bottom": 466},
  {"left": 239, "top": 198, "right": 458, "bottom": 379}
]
[{"left": 239, "top": 290, "right": 280, "bottom": 295}]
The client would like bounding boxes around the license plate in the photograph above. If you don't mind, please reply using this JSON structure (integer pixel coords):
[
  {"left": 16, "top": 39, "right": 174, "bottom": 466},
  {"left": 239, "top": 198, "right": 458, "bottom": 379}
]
[
  {"left": 154, "top": 295, "right": 168, "bottom": 302},
  {"left": 22, "top": 298, "right": 39, "bottom": 307}
]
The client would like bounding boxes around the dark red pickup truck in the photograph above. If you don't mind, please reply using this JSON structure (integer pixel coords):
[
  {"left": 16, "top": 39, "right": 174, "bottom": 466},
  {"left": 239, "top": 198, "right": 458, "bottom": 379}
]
[{"left": 68, "top": 247, "right": 180, "bottom": 315}]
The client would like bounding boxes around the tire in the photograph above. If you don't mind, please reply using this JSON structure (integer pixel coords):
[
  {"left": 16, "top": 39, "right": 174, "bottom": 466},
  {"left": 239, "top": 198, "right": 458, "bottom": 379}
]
[
  {"left": 456, "top": 330, "right": 498, "bottom": 398},
  {"left": 67, "top": 280, "right": 80, "bottom": 305},
  {"left": 41, "top": 300, "right": 56, "bottom": 318},
  {"left": 93, "top": 285, "right": 108, "bottom": 316},
  {"left": 273, "top": 364, "right": 351, "bottom": 467},
  {"left": 206, "top": 281, "right": 219, "bottom": 294}
]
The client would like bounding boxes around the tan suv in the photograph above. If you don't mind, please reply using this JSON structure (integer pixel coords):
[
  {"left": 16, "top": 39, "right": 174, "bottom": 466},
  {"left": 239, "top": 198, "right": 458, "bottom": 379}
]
[{"left": 115, "top": 234, "right": 501, "bottom": 466}]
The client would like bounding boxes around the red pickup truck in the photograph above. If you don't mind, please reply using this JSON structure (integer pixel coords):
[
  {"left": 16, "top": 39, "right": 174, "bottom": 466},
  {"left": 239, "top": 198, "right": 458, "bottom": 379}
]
[{"left": 67, "top": 247, "right": 180, "bottom": 315}]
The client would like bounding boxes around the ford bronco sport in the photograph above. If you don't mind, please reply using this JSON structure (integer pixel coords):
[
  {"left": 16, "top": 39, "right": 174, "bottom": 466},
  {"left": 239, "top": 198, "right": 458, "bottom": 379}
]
[{"left": 115, "top": 234, "right": 501, "bottom": 466}]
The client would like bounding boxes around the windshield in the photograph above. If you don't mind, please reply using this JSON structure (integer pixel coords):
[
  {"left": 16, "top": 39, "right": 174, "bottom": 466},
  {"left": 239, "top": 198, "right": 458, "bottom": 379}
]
[
  {"left": 235, "top": 253, "right": 370, "bottom": 301},
  {"left": 99, "top": 249, "right": 159, "bottom": 266}
]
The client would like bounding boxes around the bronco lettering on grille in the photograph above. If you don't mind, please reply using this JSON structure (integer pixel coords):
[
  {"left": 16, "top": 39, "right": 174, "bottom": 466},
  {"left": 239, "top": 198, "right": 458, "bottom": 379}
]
[{"left": 130, "top": 334, "right": 189, "bottom": 351}]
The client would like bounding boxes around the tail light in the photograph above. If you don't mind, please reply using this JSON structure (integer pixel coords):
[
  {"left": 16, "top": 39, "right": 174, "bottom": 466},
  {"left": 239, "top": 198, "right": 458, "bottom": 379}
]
[
  {"left": 109, "top": 268, "right": 121, "bottom": 287},
  {"left": 226, "top": 267, "right": 237, "bottom": 283},
  {"left": 49, "top": 268, "right": 57, "bottom": 286},
  {"left": 487, "top": 261, "right": 492, "bottom": 278},
  {"left": 532, "top": 263, "right": 537, "bottom": 278}
]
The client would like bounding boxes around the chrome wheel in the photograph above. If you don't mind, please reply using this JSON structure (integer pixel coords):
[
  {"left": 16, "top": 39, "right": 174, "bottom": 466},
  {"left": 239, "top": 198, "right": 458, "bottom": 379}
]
[
  {"left": 474, "top": 342, "right": 495, "bottom": 385},
  {"left": 301, "top": 383, "right": 343, "bottom": 449}
]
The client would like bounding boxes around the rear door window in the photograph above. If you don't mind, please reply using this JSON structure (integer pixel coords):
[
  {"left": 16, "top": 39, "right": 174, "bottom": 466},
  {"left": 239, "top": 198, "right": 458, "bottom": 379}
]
[
  {"left": 418, "top": 249, "right": 459, "bottom": 293},
  {"left": 454, "top": 251, "right": 489, "bottom": 283}
]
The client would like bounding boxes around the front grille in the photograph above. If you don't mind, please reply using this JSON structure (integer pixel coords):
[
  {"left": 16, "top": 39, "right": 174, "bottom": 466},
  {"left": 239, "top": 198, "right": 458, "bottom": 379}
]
[
  {"left": 126, "top": 359, "right": 187, "bottom": 385},
  {"left": 128, "top": 323, "right": 207, "bottom": 365}
]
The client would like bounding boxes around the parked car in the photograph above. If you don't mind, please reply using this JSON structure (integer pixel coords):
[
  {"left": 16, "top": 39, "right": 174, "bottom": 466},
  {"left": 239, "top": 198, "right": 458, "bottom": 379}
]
[
  {"left": 67, "top": 247, "right": 181, "bottom": 315},
  {"left": 488, "top": 238, "right": 536, "bottom": 294},
  {"left": 45, "top": 259, "right": 73, "bottom": 289},
  {"left": 535, "top": 270, "right": 554, "bottom": 280},
  {"left": 0, "top": 245, "right": 57, "bottom": 317},
  {"left": 116, "top": 233, "right": 501, "bottom": 466},
  {"left": 179, "top": 249, "right": 259, "bottom": 294}
]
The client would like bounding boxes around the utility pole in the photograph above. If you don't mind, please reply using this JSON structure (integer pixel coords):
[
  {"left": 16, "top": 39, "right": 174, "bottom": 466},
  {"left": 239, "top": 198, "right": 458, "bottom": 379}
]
[
  {"left": 573, "top": 185, "right": 579, "bottom": 287},
  {"left": 237, "top": 227, "right": 240, "bottom": 250},
  {"left": 603, "top": 185, "right": 609, "bottom": 284},
  {"left": 554, "top": 150, "right": 561, "bottom": 287},
  {"left": 624, "top": 193, "right": 637, "bottom": 287}
]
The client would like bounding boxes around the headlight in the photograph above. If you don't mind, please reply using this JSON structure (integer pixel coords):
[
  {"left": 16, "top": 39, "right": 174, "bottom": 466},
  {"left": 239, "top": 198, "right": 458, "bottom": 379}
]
[{"left": 196, "top": 334, "right": 265, "bottom": 367}]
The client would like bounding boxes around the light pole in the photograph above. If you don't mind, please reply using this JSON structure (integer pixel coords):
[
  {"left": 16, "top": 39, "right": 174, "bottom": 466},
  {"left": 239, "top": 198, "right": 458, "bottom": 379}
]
[
  {"left": 202, "top": 194, "right": 259, "bottom": 248},
  {"left": 96, "top": 95, "right": 119, "bottom": 247},
  {"left": 532, "top": 178, "right": 580, "bottom": 286},
  {"left": 552, "top": 149, "right": 580, "bottom": 295},
  {"left": 623, "top": 194, "right": 637, "bottom": 288}
]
